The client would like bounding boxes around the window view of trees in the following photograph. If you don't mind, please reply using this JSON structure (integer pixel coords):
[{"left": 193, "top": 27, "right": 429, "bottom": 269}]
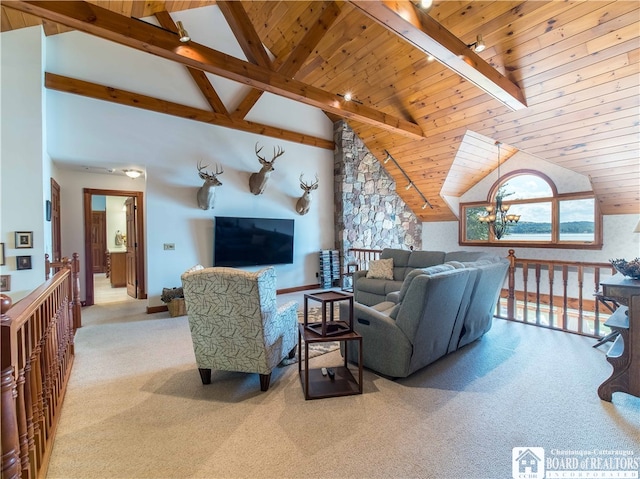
[{"left": 461, "top": 171, "right": 600, "bottom": 248}]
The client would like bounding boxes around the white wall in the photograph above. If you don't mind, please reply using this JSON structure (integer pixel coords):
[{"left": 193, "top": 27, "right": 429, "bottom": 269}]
[
  {"left": 0, "top": 27, "right": 49, "bottom": 301},
  {"left": 39, "top": 10, "right": 334, "bottom": 307}
]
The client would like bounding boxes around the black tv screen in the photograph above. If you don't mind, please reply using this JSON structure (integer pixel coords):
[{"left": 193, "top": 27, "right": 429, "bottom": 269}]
[{"left": 214, "top": 216, "right": 294, "bottom": 267}]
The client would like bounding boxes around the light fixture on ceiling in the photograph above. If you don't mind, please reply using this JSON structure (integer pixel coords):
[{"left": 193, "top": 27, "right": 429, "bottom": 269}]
[
  {"left": 383, "top": 150, "right": 433, "bottom": 210},
  {"left": 176, "top": 21, "right": 190, "bottom": 43},
  {"left": 416, "top": 0, "right": 433, "bottom": 11},
  {"left": 123, "top": 169, "right": 143, "bottom": 179},
  {"left": 477, "top": 141, "right": 521, "bottom": 239},
  {"left": 337, "top": 92, "right": 363, "bottom": 105},
  {"left": 467, "top": 34, "right": 486, "bottom": 53}
]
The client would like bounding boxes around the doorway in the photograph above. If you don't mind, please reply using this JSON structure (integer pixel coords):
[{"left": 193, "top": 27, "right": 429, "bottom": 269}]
[{"left": 83, "top": 188, "right": 146, "bottom": 306}]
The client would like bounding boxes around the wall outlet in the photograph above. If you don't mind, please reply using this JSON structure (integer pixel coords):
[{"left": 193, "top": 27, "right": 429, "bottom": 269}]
[{"left": 163, "top": 243, "right": 175, "bottom": 250}]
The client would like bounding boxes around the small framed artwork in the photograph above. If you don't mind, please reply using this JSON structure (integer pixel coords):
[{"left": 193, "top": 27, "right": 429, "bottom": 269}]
[
  {"left": 0, "top": 275, "right": 10, "bottom": 292},
  {"left": 17, "top": 255, "right": 32, "bottom": 270},
  {"left": 0, "top": 243, "right": 4, "bottom": 266},
  {"left": 15, "top": 231, "right": 33, "bottom": 249}
]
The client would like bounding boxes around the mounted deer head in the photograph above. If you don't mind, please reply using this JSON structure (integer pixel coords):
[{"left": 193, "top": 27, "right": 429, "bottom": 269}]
[
  {"left": 196, "top": 160, "right": 223, "bottom": 210},
  {"left": 295, "top": 173, "right": 319, "bottom": 215},
  {"left": 249, "top": 142, "right": 285, "bottom": 195}
]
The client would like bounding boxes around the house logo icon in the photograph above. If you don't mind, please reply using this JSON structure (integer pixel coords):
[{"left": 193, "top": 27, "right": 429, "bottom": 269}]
[{"left": 512, "top": 447, "right": 545, "bottom": 479}]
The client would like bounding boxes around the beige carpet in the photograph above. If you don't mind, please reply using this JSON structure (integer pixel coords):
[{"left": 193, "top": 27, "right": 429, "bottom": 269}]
[{"left": 46, "top": 300, "right": 639, "bottom": 479}]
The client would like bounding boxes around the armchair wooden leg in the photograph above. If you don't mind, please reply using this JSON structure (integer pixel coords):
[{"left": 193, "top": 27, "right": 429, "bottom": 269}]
[
  {"left": 288, "top": 346, "right": 296, "bottom": 359},
  {"left": 198, "top": 368, "right": 212, "bottom": 385},
  {"left": 259, "top": 373, "right": 271, "bottom": 391}
]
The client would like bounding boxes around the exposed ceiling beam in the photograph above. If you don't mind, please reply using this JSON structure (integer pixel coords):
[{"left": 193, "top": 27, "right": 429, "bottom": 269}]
[
  {"left": 154, "top": 10, "right": 228, "bottom": 116},
  {"left": 45, "top": 73, "right": 335, "bottom": 150},
  {"left": 349, "top": 0, "right": 527, "bottom": 111},
  {"left": 216, "top": 1, "right": 272, "bottom": 69},
  {"left": 7, "top": 0, "right": 425, "bottom": 140}
]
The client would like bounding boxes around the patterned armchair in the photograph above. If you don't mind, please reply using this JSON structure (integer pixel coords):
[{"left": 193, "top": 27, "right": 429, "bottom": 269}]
[{"left": 181, "top": 266, "right": 298, "bottom": 391}]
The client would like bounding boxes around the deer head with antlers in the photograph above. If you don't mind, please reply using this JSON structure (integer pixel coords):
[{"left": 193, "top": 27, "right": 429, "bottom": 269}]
[
  {"left": 196, "top": 160, "right": 224, "bottom": 210},
  {"left": 249, "top": 142, "right": 285, "bottom": 195},
  {"left": 295, "top": 173, "right": 319, "bottom": 216}
]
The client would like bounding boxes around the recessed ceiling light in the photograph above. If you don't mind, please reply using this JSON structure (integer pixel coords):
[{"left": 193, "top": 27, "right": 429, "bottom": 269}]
[{"left": 123, "top": 169, "right": 143, "bottom": 179}]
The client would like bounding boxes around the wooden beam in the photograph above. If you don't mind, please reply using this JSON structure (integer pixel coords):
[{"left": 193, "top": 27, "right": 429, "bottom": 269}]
[
  {"left": 7, "top": 1, "right": 424, "bottom": 139},
  {"left": 216, "top": 1, "right": 271, "bottom": 68},
  {"left": 154, "top": 10, "right": 228, "bottom": 116},
  {"left": 231, "top": 1, "right": 343, "bottom": 119},
  {"left": 45, "top": 72, "right": 335, "bottom": 150},
  {"left": 349, "top": 0, "right": 527, "bottom": 111}
]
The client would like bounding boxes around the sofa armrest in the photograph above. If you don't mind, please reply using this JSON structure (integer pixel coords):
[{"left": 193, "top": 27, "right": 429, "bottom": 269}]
[{"left": 386, "top": 291, "right": 400, "bottom": 303}]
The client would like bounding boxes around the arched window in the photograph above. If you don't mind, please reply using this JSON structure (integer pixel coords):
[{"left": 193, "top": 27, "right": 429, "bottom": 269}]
[{"left": 460, "top": 170, "right": 602, "bottom": 249}]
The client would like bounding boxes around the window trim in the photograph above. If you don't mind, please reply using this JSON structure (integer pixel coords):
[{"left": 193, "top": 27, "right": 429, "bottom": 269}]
[{"left": 459, "top": 169, "right": 603, "bottom": 249}]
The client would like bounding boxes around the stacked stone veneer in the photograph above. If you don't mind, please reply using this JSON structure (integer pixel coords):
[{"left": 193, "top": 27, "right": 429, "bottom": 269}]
[{"left": 334, "top": 120, "right": 422, "bottom": 272}]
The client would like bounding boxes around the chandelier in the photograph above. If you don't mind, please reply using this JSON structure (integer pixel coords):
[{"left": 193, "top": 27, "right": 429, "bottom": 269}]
[{"left": 477, "top": 141, "right": 521, "bottom": 239}]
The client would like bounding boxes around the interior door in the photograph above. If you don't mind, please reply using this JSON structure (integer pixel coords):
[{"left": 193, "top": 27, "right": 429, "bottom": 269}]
[
  {"left": 125, "top": 197, "right": 137, "bottom": 298},
  {"left": 91, "top": 211, "right": 106, "bottom": 273},
  {"left": 51, "top": 178, "right": 61, "bottom": 261}
]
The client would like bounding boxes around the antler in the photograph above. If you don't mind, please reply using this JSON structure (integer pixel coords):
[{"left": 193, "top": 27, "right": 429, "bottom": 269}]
[
  {"left": 198, "top": 160, "right": 223, "bottom": 179},
  {"left": 299, "top": 173, "right": 319, "bottom": 190},
  {"left": 271, "top": 145, "right": 285, "bottom": 163},
  {"left": 255, "top": 142, "right": 284, "bottom": 165},
  {"left": 255, "top": 142, "right": 266, "bottom": 164}
]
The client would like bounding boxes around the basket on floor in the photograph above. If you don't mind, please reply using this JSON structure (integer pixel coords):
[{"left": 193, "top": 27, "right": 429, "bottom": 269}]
[{"left": 167, "top": 298, "right": 186, "bottom": 317}]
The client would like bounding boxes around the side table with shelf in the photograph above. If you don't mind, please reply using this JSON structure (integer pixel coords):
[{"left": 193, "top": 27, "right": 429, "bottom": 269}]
[{"left": 299, "top": 290, "right": 362, "bottom": 400}]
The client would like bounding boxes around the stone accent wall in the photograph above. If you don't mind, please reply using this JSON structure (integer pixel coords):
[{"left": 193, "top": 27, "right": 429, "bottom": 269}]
[{"left": 334, "top": 120, "right": 422, "bottom": 270}]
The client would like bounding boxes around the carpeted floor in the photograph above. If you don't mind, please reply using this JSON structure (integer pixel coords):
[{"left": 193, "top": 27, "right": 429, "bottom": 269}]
[{"left": 46, "top": 299, "right": 639, "bottom": 479}]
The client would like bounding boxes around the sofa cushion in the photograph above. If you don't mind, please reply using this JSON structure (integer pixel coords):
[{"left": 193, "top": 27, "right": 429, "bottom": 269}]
[
  {"left": 396, "top": 263, "right": 456, "bottom": 303},
  {"left": 356, "top": 277, "right": 388, "bottom": 296},
  {"left": 366, "top": 258, "right": 394, "bottom": 280},
  {"left": 381, "top": 248, "right": 411, "bottom": 280},
  {"left": 407, "top": 251, "right": 445, "bottom": 269}
]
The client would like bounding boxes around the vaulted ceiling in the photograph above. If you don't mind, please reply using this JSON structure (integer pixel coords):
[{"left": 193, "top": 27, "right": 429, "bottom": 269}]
[{"left": 2, "top": 1, "right": 638, "bottom": 221}]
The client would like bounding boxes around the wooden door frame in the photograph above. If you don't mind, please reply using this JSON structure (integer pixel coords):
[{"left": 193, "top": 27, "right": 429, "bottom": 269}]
[{"left": 83, "top": 188, "right": 146, "bottom": 306}]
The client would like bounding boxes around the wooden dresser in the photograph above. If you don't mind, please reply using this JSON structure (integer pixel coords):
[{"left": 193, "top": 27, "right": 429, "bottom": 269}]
[
  {"left": 597, "top": 274, "right": 640, "bottom": 401},
  {"left": 107, "top": 251, "right": 127, "bottom": 288}
]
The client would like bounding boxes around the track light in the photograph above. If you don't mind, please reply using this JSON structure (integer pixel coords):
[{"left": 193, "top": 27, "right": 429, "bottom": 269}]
[
  {"left": 468, "top": 34, "right": 486, "bottom": 53},
  {"left": 176, "top": 21, "right": 190, "bottom": 42},
  {"left": 337, "top": 92, "right": 363, "bottom": 105},
  {"left": 382, "top": 150, "right": 433, "bottom": 210}
]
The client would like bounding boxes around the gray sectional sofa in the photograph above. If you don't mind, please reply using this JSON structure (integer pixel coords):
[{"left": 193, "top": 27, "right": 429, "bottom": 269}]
[
  {"left": 342, "top": 248, "right": 509, "bottom": 378},
  {"left": 353, "top": 248, "right": 496, "bottom": 306}
]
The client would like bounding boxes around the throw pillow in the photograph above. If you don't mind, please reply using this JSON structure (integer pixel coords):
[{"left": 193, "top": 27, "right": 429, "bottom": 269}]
[{"left": 366, "top": 258, "right": 394, "bottom": 280}]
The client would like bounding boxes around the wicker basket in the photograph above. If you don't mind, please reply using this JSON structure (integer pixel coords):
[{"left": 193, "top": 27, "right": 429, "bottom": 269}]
[{"left": 167, "top": 298, "right": 186, "bottom": 317}]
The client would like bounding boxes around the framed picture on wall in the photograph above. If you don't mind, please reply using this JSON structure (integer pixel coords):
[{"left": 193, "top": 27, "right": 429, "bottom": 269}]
[
  {"left": 17, "top": 255, "right": 32, "bottom": 270},
  {"left": 15, "top": 231, "right": 33, "bottom": 249},
  {"left": 0, "top": 275, "right": 10, "bottom": 292},
  {"left": 0, "top": 243, "right": 4, "bottom": 266}
]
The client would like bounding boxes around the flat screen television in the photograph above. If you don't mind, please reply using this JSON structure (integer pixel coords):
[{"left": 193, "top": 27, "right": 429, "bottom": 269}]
[{"left": 214, "top": 216, "right": 294, "bottom": 267}]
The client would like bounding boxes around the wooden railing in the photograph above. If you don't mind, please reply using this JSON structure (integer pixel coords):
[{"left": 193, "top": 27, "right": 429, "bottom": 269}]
[
  {"left": 500, "top": 250, "right": 616, "bottom": 338},
  {"left": 347, "top": 248, "right": 382, "bottom": 272},
  {"left": 1, "top": 254, "right": 81, "bottom": 479},
  {"left": 347, "top": 247, "right": 617, "bottom": 338}
]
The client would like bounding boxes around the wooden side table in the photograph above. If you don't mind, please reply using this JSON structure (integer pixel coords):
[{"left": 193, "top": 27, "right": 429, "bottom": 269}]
[
  {"left": 298, "top": 324, "right": 363, "bottom": 400},
  {"left": 303, "top": 290, "right": 353, "bottom": 336}
]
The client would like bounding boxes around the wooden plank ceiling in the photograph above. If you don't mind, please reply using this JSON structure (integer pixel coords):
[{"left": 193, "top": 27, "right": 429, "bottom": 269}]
[{"left": 2, "top": 1, "right": 638, "bottom": 221}]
